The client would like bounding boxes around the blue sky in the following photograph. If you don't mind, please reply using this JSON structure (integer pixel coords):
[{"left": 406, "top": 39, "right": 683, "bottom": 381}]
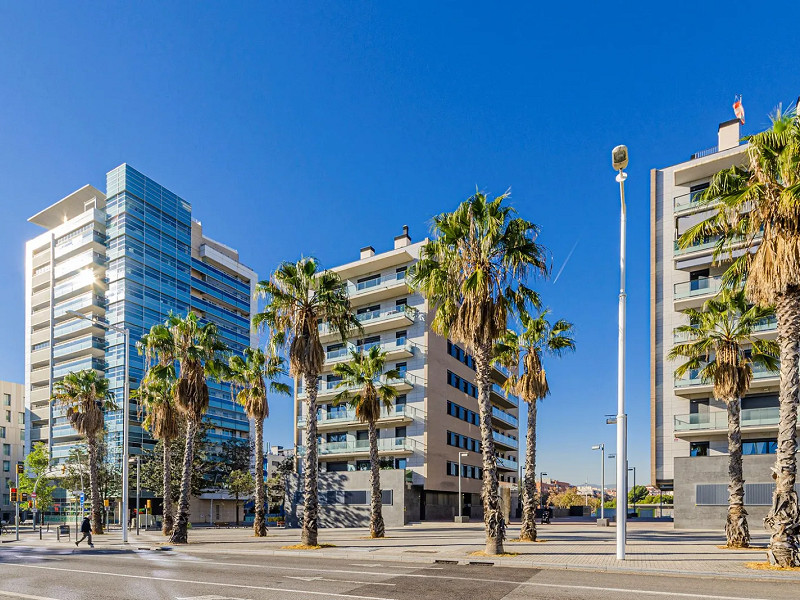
[{"left": 1, "top": 2, "right": 798, "bottom": 487}]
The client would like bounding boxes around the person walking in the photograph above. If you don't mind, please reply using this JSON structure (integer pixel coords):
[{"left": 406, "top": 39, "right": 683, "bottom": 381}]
[{"left": 75, "top": 516, "right": 94, "bottom": 548}]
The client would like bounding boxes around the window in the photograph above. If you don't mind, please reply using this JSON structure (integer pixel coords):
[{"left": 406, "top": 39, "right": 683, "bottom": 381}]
[
  {"left": 3, "top": 444, "right": 9, "bottom": 456},
  {"left": 2, "top": 461, "right": 8, "bottom": 473},
  {"left": 447, "top": 430, "right": 481, "bottom": 452},
  {"left": 18, "top": 413, "right": 23, "bottom": 425},
  {"left": 3, "top": 394, "right": 9, "bottom": 407},
  {"left": 356, "top": 430, "right": 369, "bottom": 441},
  {"left": 395, "top": 298, "right": 407, "bottom": 309},
  {"left": 395, "top": 426, "right": 406, "bottom": 440},
  {"left": 743, "top": 439, "right": 777, "bottom": 455},
  {"left": 327, "top": 432, "right": 347, "bottom": 443},
  {"left": 395, "top": 330, "right": 407, "bottom": 344},
  {"left": 396, "top": 362, "right": 407, "bottom": 375},
  {"left": 357, "top": 304, "right": 380, "bottom": 316},
  {"left": 394, "top": 458, "right": 407, "bottom": 469},
  {"left": 395, "top": 394, "right": 407, "bottom": 413},
  {"left": 446, "top": 460, "right": 482, "bottom": 479},
  {"left": 395, "top": 266, "right": 407, "bottom": 280},
  {"left": 4, "top": 411, "right": 9, "bottom": 423},
  {"left": 356, "top": 460, "right": 371, "bottom": 471},
  {"left": 447, "top": 400, "right": 480, "bottom": 426},
  {"left": 447, "top": 370, "right": 478, "bottom": 398},
  {"left": 0, "top": 427, "right": 5, "bottom": 439},
  {"left": 356, "top": 274, "right": 381, "bottom": 291},
  {"left": 690, "top": 441, "right": 709, "bottom": 457}
]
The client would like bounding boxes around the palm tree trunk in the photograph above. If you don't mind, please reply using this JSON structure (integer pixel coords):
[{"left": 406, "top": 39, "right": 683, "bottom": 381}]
[
  {"left": 253, "top": 418, "right": 267, "bottom": 537},
  {"left": 302, "top": 371, "right": 320, "bottom": 546},
  {"left": 170, "top": 417, "right": 197, "bottom": 544},
  {"left": 368, "top": 420, "right": 385, "bottom": 538},
  {"left": 162, "top": 440, "right": 174, "bottom": 536},
  {"left": 473, "top": 341, "right": 506, "bottom": 554},
  {"left": 87, "top": 434, "right": 103, "bottom": 534},
  {"left": 519, "top": 399, "right": 538, "bottom": 542},
  {"left": 765, "top": 291, "right": 800, "bottom": 567},
  {"left": 725, "top": 396, "right": 749, "bottom": 547}
]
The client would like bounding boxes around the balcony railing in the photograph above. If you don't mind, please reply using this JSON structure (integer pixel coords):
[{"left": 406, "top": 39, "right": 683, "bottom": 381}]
[
  {"left": 492, "top": 406, "right": 518, "bottom": 427},
  {"left": 297, "top": 436, "right": 416, "bottom": 456},
  {"left": 497, "top": 456, "right": 518, "bottom": 470},
  {"left": 297, "top": 403, "right": 421, "bottom": 427},
  {"left": 673, "top": 407, "right": 787, "bottom": 432},
  {"left": 325, "top": 339, "right": 413, "bottom": 363},
  {"left": 347, "top": 272, "right": 408, "bottom": 296},
  {"left": 673, "top": 190, "right": 717, "bottom": 213},
  {"left": 298, "top": 372, "right": 418, "bottom": 399},
  {"left": 492, "top": 430, "right": 519, "bottom": 449},
  {"left": 319, "top": 305, "right": 416, "bottom": 336},
  {"left": 675, "top": 362, "right": 779, "bottom": 388},
  {"left": 673, "top": 315, "right": 777, "bottom": 343},
  {"left": 491, "top": 383, "right": 519, "bottom": 407},
  {"left": 674, "top": 276, "right": 722, "bottom": 300}
]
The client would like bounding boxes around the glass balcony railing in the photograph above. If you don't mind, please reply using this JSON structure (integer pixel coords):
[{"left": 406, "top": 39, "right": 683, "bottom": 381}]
[
  {"left": 297, "top": 403, "right": 421, "bottom": 427},
  {"left": 497, "top": 456, "right": 518, "bottom": 470},
  {"left": 52, "top": 336, "right": 105, "bottom": 358},
  {"left": 675, "top": 362, "right": 779, "bottom": 388},
  {"left": 490, "top": 383, "right": 519, "bottom": 407},
  {"left": 673, "top": 407, "right": 788, "bottom": 432},
  {"left": 297, "top": 436, "right": 415, "bottom": 456},
  {"left": 348, "top": 272, "right": 408, "bottom": 296},
  {"left": 674, "top": 276, "right": 722, "bottom": 300},
  {"left": 673, "top": 190, "right": 717, "bottom": 213},
  {"left": 298, "top": 373, "right": 418, "bottom": 398},
  {"left": 673, "top": 315, "right": 777, "bottom": 343},
  {"left": 492, "top": 430, "right": 519, "bottom": 449},
  {"left": 319, "top": 305, "right": 416, "bottom": 336},
  {"left": 325, "top": 339, "right": 413, "bottom": 362},
  {"left": 492, "top": 406, "right": 518, "bottom": 427}
]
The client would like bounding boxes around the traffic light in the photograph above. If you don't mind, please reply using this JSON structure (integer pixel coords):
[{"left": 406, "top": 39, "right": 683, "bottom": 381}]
[
  {"left": 21, "top": 492, "right": 28, "bottom": 502},
  {"left": 10, "top": 488, "right": 17, "bottom": 503},
  {"left": 103, "top": 498, "right": 109, "bottom": 508},
  {"left": 16, "top": 463, "right": 24, "bottom": 474},
  {"left": 146, "top": 499, "right": 152, "bottom": 509}
]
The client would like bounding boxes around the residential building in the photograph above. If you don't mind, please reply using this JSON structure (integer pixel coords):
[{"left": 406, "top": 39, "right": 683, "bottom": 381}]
[
  {"left": 291, "top": 227, "right": 520, "bottom": 522},
  {"left": 651, "top": 119, "right": 785, "bottom": 527},
  {"left": 25, "top": 165, "right": 256, "bottom": 490},
  {"left": 0, "top": 381, "right": 25, "bottom": 522}
]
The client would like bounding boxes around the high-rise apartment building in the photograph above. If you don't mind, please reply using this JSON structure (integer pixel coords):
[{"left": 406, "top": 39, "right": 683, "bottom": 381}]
[
  {"left": 0, "top": 381, "right": 25, "bottom": 521},
  {"left": 25, "top": 164, "right": 256, "bottom": 470},
  {"left": 652, "top": 119, "right": 783, "bottom": 527},
  {"left": 293, "top": 228, "right": 520, "bottom": 520}
]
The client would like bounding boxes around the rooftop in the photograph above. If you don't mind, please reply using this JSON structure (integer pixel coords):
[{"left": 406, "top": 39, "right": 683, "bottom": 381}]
[{"left": 28, "top": 184, "right": 106, "bottom": 229}]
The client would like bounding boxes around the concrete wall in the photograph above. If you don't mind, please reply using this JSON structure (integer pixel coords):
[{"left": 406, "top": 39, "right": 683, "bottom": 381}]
[
  {"left": 286, "top": 469, "right": 407, "bottom": 528},
  {"left": 674, "top": 454, "right": 775, "bottom": 529}
]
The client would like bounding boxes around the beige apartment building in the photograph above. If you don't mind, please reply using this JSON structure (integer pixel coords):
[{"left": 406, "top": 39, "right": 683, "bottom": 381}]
[
  {"left": 293, "top": 227, "right": 520, "bottom": 521},
  {"left": 652, "top": 117, "right": 786, "bottom": 528},
  {"left": 1, "top": 381, "right": 25, "bottom": 522}
]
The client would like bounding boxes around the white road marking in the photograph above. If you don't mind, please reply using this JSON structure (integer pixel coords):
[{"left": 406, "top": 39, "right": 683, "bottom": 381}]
[
  {"left": 349, "top": 563, "right": 443, "bottom": 570},
  {"left": 286, "top": 577, "right": 394, "bottom": 587},
  {"left": 2, "top": 564, "right": 392, "bottom": 600},
  {"left": 0, "top": 591, "right": 62, "bottom": 600}
]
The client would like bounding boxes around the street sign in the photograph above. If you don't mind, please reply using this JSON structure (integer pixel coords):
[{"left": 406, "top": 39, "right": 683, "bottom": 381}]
[
  {"left": 31, "top": 492, "right": 37, "bottom": 499},
  {"left": 80, "top": 492, "right": 85, "bottom": 511}
]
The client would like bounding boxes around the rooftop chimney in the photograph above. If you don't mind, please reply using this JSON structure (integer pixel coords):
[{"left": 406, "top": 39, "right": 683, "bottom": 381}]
[
  {"left": 360, "top": 246, "right": 375, "bottom": 259},
  {"left": 718, "top": 118, "right": 740, "bottom": 152},
  {"left": 394, "top": 225, "right": 411, "bottom": 249}
]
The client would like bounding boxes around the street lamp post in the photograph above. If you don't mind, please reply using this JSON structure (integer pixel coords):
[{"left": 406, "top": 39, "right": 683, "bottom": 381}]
[
  {"left": 66, "top": 310, "right": 131, "bottom": 543},
  {"left": 592, "top": 444, "right": 605, "bottom": 521},
  {"left": 628, "top": 466, "right": 637, "bottom": 516},
  {"left": 457, "top": 452, "right": 469, "bottom": 520},
  {"left": 612, "top": 145, "right": 629, "bottom": 560},
  {"left": 539, "top": 472, "right": 548, "bottom": 509}
]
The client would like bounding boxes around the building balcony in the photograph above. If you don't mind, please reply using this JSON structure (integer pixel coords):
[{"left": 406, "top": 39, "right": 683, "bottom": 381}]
[
  {"left": 491, "top": 406, "right": 518, "bottom": 429},
  {"left": 297, "top": 436, "right": 417, "bottom": 459},
  {"left": 297, "top": 372, "right": 418, "bottom": 401},
  {"left": 490, "top": 383, "right": 519, "bottom": 409},
  {"left": 673, "top": 191, "right": 719, "bottom": 215},
  {"left": 673, "top": 276, "right": 722, "bottom": 309},
  {"left": 492, "top": 430, "right": 519, "bottom": 450},
  {"left": 674, "top": 363, "right": 778, "bottom": 396},
  {"left": 673, "top": 316, "right": 777, "bottom": 343},
  {"left": 346, "top": 273, "right": 410, "bottom": 305},
  {"left": 323, "top": 339, "right": 415, "bottom": 371},
  {"left": 52, "top": 336, "right": 105, "bottom": 361},
  {"left": 296, "top": 404, "right": 422, "bottom": 431},
  {"left": 673, "top": 406, "right": 789, "bottom": 439},
  {"left": 30, "top": 287, "right": 51, "bottom": 312},
  {"left": 319, "top": 305, "right": 416, "bottom": 343},
  {"left": 497, "top": 456, "right": 518, "bottom": 471}
]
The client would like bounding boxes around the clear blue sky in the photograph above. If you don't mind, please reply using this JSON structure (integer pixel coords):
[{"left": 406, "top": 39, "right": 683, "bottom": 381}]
[{"left": 1, "top": 2, "right": 798, "bottom": 487}]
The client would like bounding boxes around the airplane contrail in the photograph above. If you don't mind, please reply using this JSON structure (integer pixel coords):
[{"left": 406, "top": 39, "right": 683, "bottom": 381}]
[{"left": 553, "top": 240, "right": 579, "bottom": 284}]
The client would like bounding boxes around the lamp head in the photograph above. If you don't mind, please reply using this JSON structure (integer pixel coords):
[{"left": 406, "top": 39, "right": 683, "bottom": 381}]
[
  {"left": 612, "top": 145, "right": 629, "bottom": 171},
  {"left": 591, "top": 445, "right": 602, "bottom": 450}
]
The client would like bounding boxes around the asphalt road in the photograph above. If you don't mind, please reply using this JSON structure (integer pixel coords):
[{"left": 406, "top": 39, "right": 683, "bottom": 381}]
[{"left": 0, "top": 546, "right": 796, "bottom": 600}]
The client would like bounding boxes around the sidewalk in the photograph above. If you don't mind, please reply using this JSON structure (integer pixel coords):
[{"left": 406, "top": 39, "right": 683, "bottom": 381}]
[{"left": 6, "top": 520, "right": 797, "bottom": 581}]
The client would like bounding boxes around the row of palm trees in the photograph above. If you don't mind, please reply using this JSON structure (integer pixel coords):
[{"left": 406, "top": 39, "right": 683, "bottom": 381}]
[{"left": 674, "top": 106, "right": 800, "bottom": 567}]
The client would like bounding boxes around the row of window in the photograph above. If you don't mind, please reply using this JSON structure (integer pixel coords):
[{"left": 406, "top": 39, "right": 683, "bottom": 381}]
[
  {"left": 447, "top": 430, "right": 481, "bottom": 453},
  {"left": 447, "top": 370, "right": 478, "bottom": 399},
  {"left": 293, "top": 490, "right": 393, "bottom": 506},
  {"left": 446, "top": 461, "right": 482, "bottom": 479},
  {"left": 447, "top": 340, "right": 476, "bottom": 369},
  {"left": 690, "top": 438, "right": 778, "bottom": 457},
  {"left": 447, "top": 400, "right": 480, "bottom": 426},
  {"left": 4, "top": 412, "right": 23, "bottom": 425}
]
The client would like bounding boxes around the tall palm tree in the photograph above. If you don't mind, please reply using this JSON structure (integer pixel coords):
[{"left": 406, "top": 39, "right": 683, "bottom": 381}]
[
  {"left": 226, "top": 346, "right": 291, "bottom": 537},
  {"left": 410, "top": 191, "right": 547, "bottom": 554},
  {"left": 253, "top": 258, "right": 358, "bottom": 546},
  {"left": 668, "top": 289, "right": 777, "bottom": 548},
  {"left": 333, "top": 346, "right": 401, "bottom": 538},
  {"left": 496, "top": 310, "right": 575, "bottom": 542},
  {"left": 679, "top": 107, "right": 800, "bottom": 565},
  {"left": 51, "top": 369, "right": 115, "bottom": 535},
  {"left": 134, "top": 355, "right": 180, "bottom": 535},
  {"left": 139, "top": 312, "right": 227, "bottom": 544}
]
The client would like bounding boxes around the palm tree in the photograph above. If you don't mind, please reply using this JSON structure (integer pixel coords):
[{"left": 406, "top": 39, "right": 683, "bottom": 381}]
[
  {"left": 333, "top": 346, "right": 401, "bottom": 538},
  {"left": 254, "top": 258, "right": 358, "bottom": 546},
  {"left": 410, "top": 191, "right": 547, "bottom": 554},
  {"left": 51, "top": 370, "right": 115, "bottom": 534},
  {"left": 134, "top": 356, "right": 180, "bottom": 535},
  {"left": 226, "top": 346, "right": 290, "bottom": 537},
  {"left": 668, "top": 289, "right": 777, "bottom": 548},
  {"left": 139, "top": 312, "right": 227, "bottom": 544},
  {"left": 679, "top": 107, "right": 800, "bottom": 565},
  {"left": 496, "top": 310, "right": 575, "bottom": 542}
]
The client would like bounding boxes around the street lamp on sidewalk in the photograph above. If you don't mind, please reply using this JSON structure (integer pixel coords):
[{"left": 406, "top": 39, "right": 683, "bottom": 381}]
[
  {"left": 66, "top": 310, "right": 131, "bottom": 543},
  {"left": 592, "top": 444, "right": 605, "bottom": 522},
  {"left": 457, "top": 452, "right": 469, "bottom": 520},
  {"left": 611, "top": 145, "right": 629, "bottom": 560},
  {"left": 539, "top": 472, "right": 548, "bottom": 508}
]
